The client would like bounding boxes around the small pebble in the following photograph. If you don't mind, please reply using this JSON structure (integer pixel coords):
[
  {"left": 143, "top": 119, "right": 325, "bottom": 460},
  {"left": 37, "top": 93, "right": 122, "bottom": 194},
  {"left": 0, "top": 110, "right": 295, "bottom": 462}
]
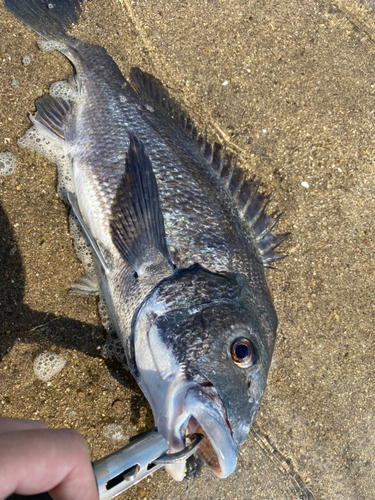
[
  {"left": 222, "top": 80, "right": 229, "bottom": 86},
  {"left": 301, "top": 181, "right": 309, "bottom": 188},
  {"left": 112, "top": 399, "right": 125, "bottom": 414}
]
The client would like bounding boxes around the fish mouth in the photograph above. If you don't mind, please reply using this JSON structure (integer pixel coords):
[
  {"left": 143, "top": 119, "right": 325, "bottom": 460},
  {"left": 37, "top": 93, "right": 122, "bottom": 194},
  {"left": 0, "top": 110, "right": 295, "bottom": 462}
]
[
  {"left": 187, "top": 416, "right": 228, "bottom": 473},
  {"left": 163, "top": 382, "right": 238, "bottom": 481}
]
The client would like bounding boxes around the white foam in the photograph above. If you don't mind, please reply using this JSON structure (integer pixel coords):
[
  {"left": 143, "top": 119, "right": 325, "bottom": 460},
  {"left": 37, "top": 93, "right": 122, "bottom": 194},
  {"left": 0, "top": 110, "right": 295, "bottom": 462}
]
[
  {"left": 98, "top": 294, "right": 113, "bottom": 332},
  {"left": 103, "top": 423, "right": 124, "bottom": 443},
  {"left": 0, "top": 152, "right": 17, "bottom": 176},
  {"left": 18, "top": 126, "right": 74, "bottom": 200},
  {"left": 37, "top": 39, "right": 66, "bottom": 53},
  {"left": 22, "top": 55, "right": 30, "bottom": 66},
  {"left": 102, "top": 330, "right": 127, "bottom": 366},
  {"left": 33, "top": 352, "right": 67, "bottom": 382},
  {"left": 17, "top": 76, "right": 82, "bottom": 201},
  {"left": 50, "top": 80, "right": 80, "bottom": 103}
]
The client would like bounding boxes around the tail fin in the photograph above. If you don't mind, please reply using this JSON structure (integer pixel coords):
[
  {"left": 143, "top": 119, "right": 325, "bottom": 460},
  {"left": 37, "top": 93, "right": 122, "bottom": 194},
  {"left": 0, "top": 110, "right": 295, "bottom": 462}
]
[{"left": 4, "top": 0, "right": 83, "bottom": 40}]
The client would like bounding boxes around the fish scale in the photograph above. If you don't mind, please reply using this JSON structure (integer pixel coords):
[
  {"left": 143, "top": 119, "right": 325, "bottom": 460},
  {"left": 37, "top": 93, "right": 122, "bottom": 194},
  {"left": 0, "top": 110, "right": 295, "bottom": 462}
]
[
  {"left": 75, "top": 68, "right": 265, "bottom": 284},
  {"left": 4, "top": 0, "right": 287, "bottom": 482},
  {"left": 69, "top": 40, "right": 262, "bottom": 278}
]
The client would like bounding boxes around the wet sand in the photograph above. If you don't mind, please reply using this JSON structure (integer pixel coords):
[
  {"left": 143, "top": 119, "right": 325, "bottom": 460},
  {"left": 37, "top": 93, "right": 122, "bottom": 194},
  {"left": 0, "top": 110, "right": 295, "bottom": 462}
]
[{"left": 0, "top": 0, "right": 374, "bottom": 499}]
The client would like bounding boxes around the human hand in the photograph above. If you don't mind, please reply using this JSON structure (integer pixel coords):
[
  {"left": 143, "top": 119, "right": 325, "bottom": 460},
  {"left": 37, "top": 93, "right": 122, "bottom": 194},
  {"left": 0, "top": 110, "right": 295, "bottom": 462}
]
[{"left": 0, "top": 417, "right": 98, "bottom": 500}]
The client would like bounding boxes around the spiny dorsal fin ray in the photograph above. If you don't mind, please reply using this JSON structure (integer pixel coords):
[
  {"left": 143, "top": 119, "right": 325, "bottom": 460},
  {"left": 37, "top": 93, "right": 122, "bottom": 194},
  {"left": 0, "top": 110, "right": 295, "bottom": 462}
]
[
  {"left": 131, "top": 67, "right": 180, "bottom": 120},
  {"left": 129, "top": 68, "right": 288, "bottom": 266},
  {"left": 255, "top": 213, "right": 283, "bottom": 242},
  {"left": 110, "top": 131, "right": 173, "bottom": 276},
  {"left": 262, "top": 252, "right": 288, "bottom": 267},
  {"left": 259, "top": 232, "right": 290, "bottom": 255}
]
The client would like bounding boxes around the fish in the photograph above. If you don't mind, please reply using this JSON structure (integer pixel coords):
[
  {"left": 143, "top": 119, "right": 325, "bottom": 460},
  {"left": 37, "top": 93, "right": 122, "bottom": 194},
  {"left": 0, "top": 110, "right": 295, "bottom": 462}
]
[{"left": 4, "top": 0, "right": 288, "bottom": 481}]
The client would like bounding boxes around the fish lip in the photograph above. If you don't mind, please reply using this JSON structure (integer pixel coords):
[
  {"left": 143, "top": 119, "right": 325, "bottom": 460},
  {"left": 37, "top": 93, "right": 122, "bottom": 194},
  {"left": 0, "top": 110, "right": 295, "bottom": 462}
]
[
  {"left": 165, "top": 382, "right": 238, "bottom": 479},
  {"left": 191, "top": 381, "right": 232, "bottom": 428},
  {"left": 190, "top": 381, "right": 234, "bottom": 438}
]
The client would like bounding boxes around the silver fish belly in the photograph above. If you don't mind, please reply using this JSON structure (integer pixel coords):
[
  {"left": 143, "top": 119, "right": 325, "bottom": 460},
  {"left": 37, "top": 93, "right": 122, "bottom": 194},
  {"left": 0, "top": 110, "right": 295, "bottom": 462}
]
[{"left": 5, "top": 0, "right": 288, "bottom": 481}]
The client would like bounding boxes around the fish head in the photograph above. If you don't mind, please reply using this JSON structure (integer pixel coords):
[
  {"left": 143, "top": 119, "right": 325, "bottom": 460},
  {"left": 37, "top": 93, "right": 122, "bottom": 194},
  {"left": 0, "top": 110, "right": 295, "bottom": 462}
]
[{"left": 130, "top": 265, "right": 277, "bottom": 480}]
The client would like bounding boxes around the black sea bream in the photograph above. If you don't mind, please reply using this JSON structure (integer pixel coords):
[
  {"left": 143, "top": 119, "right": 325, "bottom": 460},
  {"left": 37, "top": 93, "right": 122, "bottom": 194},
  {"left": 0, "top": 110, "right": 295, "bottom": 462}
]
[{"left": 5, "top": 0, "right": 288, "bottom": 480}]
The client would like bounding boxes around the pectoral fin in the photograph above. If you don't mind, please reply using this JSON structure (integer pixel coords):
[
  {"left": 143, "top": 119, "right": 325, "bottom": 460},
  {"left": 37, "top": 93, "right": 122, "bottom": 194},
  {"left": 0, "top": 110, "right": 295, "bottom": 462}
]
[
  {"left": 110, "top": 131, "right": 173, "bottom": 275},
  {"left": 70, "top": 272, "right": 99, "bottom": 295}
]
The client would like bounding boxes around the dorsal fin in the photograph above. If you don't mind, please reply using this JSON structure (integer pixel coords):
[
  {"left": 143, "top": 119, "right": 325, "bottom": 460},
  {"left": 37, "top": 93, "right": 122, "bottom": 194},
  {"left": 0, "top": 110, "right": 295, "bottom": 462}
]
[
  {"left": 110, "top": 131, "right": 173, "bottom": 276},
  {"left": 130, "top": 68, "right": 289, "bottom": 267}
]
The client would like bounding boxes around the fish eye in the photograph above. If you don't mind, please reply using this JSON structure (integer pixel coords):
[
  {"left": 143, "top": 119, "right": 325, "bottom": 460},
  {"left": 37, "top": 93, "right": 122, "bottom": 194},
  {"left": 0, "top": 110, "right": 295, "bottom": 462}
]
[{"left": 230, "top": 338, "right": 257, "bottom": 368}]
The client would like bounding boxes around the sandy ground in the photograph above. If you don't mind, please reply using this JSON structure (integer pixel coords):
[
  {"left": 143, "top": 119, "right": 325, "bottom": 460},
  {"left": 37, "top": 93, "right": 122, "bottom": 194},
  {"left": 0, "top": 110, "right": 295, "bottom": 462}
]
[{"left": 0, "top": 0, "right": 374, "bottom": 499}]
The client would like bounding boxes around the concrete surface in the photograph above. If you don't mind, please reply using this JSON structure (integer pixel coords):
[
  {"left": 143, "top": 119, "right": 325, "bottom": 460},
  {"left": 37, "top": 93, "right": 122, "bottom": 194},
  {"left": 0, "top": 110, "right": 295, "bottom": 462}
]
[{"left": 0, "top": 0, "right": 374, "bottom": 499}]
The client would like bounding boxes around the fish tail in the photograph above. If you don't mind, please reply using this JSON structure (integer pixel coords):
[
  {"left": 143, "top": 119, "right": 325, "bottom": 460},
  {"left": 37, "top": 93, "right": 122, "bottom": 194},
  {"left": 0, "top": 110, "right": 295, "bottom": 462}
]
[{"left": 4, "top": 0, "right": 83, "bottom": 40}]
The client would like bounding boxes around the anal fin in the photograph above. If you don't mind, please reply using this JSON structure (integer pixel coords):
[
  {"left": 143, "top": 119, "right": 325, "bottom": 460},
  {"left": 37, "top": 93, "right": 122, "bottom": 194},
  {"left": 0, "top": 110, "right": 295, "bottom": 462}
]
[
  {"left": 31, "top": 93, "right": 72, "bottom": 141},
  {"left": 110, "top": 131, "right": 173, "bottom": 276}
]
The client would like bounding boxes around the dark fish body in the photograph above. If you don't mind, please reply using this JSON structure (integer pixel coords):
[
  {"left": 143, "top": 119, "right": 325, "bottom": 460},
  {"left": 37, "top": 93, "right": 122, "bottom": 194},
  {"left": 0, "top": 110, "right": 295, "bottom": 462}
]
[{"left": 5, "top": 0, "right": 287, "bottom": 480}]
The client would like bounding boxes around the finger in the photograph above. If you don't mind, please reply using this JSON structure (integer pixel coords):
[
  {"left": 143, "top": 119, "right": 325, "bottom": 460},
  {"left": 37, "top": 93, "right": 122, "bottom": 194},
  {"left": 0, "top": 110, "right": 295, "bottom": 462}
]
[
  {"left": 0, "top": 428, "right": 98, "bottom": 500},
  {"left": 0, "top": 417, "right": 48, "bottom": 434}
]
